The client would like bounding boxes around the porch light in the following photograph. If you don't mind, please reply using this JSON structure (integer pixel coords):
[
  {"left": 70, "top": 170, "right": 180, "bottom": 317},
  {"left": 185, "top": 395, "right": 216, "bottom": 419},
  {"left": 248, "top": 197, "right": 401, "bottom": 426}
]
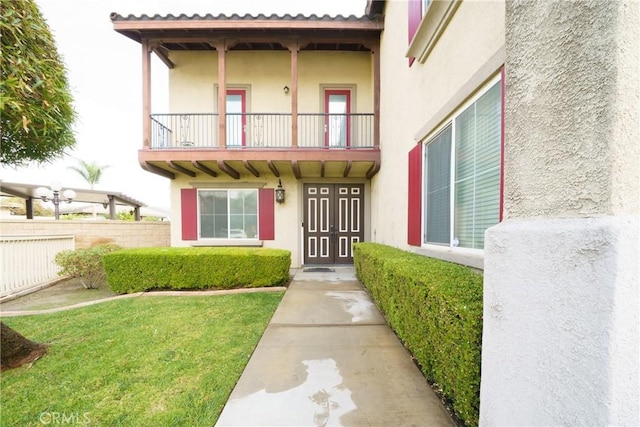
[
  {"left": 275, "top": 179, "right": 286, "bottom": 204},
  {"left": 283, "top": 85, "right": 290, "bottom": 94},
  {"left": 35, "top": 181, "right": 76, "bottom": 220}
]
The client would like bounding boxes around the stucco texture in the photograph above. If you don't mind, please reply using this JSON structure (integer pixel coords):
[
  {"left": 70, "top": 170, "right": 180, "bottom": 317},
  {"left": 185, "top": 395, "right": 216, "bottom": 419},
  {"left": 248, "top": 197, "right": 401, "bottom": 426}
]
[
  {"left": 504, "top": 0, "right": 640, "bottom": 219},
  {"left": 482, "top": 1, "right": 640, "bottom": 425}
]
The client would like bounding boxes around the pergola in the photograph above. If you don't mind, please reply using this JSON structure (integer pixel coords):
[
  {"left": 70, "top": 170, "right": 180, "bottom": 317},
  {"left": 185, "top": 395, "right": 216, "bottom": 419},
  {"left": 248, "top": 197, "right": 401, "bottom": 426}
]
[{"left": 0, "top": 181, "right": 146, "bottom": 221}]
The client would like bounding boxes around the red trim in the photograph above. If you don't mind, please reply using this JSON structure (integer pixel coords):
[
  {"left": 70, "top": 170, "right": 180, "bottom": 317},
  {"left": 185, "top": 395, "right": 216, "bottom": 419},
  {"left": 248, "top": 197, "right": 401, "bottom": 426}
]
[
  {"left": 258, "top": 188, "right": 275, "bottom": 240},
  {"left": 324, "top": 89, "right": 351, "bottom": 147},
  {"left": 499, "top": 67, "right": 505, "bottom": 222},
  {"left": 408, "top": 0, "right": 422, "bottom": 66},
  {"left": 407, "top": 144, "right": 423, "bottom": 246},
  {"left": 181, "top": 188, "right": 198, "bottom": 240},
  {"left": 227, "top": 89, "right": 246, "bottom": 146}
]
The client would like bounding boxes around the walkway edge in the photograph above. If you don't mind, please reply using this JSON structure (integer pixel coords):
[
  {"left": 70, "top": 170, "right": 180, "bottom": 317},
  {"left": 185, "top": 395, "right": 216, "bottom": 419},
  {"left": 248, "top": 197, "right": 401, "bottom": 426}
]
[{"left": 0, "top": 287, "right": 287, "bottom": 317}]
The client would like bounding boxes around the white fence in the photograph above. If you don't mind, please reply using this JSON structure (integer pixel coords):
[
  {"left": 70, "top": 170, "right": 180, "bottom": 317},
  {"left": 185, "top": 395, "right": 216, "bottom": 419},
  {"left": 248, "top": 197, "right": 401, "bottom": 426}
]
[{"left": 0, "top": 234, "right": 75, "bottom": 297}]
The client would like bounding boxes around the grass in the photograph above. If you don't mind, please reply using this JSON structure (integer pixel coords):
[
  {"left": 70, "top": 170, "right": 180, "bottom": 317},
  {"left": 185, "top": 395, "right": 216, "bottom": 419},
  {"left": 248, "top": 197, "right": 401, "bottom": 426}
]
[{"left": 0, "top": 292, "right": 283, "bottom": 426}]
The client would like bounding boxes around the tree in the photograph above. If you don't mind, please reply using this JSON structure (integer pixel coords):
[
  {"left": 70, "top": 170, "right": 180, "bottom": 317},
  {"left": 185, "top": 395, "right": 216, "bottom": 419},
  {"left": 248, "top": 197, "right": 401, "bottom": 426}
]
[
  {"left": 68, "top": 159, "right": 110, "bottom": 218},
  {"left": 0, "top": 0, "right": 76, "bottom": 166},
  {"left": 0, "top": 0, "right": 76, "bottom": 370},
  {"left": 67, "top": 159, "right": 110, "bottom": 189},
  {"left": 0, "top": 323, "right": 48, "bottom": 371}
]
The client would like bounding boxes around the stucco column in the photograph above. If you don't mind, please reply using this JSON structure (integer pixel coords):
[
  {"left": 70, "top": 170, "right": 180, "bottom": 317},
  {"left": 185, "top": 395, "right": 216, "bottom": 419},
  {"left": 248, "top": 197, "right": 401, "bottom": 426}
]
[{"left": 480, "top": 1, "right": 639, "bottom": 425}]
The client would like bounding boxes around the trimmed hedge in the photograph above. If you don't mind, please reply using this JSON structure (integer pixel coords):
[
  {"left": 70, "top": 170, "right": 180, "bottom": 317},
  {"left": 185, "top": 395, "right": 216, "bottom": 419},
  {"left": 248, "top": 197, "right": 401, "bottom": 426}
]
[
  {"left": 103, "top": 247, "right": 291, "bottom": 294},
  {"left": 353, "top": 242, "right": 483, "bottom": 427}
]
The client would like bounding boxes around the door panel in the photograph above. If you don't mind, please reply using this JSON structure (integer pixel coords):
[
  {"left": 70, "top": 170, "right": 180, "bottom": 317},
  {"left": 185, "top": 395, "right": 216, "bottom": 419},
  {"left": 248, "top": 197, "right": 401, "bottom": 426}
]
[
  {"left": 304, "top": 184, "right": 364, "bottom": 264},
  {"left": 226, "top": 90, "right": 246, "bottom": 147},
  {"left": 324, "top": 90, "right": 351, "bottom": 147}
]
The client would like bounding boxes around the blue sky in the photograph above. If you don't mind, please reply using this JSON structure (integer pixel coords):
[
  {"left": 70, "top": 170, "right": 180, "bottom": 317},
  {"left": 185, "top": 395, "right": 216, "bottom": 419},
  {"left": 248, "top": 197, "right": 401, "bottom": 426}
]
[{"left": 1, "top": 0, "right": 366, "bottom": 209}]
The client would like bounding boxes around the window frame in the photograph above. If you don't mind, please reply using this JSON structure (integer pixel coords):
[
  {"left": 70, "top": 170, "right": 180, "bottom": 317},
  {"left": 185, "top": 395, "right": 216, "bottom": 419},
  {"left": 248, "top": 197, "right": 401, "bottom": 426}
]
[
  {"left": 420, "top": 73, "right": 502, "bottom": 254},
  {"left": 197, "top": 188, "right": 259, "bottom": 241}
]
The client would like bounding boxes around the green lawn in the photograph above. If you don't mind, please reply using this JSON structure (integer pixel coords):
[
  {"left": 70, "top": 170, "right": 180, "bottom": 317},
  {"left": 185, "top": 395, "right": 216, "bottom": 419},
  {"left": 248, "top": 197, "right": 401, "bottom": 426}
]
[{"left": 1, "top": 292, "right": 283, "bottom": 426}]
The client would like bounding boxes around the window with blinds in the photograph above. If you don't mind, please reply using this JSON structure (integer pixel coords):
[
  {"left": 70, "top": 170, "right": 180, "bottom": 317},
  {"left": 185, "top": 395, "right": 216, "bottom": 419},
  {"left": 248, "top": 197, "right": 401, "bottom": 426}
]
[{"left": 421, "top": 78, "right": 501, "bottom": 250}]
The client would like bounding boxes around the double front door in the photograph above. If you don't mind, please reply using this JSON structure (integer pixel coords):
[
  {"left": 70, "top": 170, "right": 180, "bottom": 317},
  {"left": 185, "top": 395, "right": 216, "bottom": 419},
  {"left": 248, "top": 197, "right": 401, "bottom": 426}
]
[{"left": 303, "top": 184, "right": 364, "bottom": 264}]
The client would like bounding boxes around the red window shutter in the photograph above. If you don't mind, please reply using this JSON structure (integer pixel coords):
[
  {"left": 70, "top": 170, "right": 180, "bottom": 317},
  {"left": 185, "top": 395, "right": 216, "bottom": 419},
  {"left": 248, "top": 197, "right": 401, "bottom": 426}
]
[
  {"left": 407, "top": 144, "right": 423, "bottom": 246},
  {"left": 408, "top": 0, "right": 422, "bottom": 65},
  {"left": 259, "top": 188, "right": 275, "bottom": 240},
  {"left": 181, "top": 188, "right": 197, "bottom": 241}
]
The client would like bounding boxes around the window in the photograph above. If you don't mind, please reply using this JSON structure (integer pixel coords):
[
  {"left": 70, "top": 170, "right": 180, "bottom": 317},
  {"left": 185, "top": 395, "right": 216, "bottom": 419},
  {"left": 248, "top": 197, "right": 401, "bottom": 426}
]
[
  {"left": 199, "top": 189, "right": 257, "bottom": 239},
  {"left": 180, "top": 187, "right": 274, "bottom": 242},
  {"left": 420, "top": 78, "right": 501, "bottom": 250}
]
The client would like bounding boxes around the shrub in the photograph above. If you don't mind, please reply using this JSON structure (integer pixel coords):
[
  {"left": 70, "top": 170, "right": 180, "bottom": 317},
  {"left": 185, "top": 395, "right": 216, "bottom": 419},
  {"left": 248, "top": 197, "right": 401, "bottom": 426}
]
[
  {"left": 103, "top": 247, "right": 291, "bottom": 293},
  {"left": 54, "top": 244, "right": 122, "bottom": 289},
  {"left": 353, "top": 242, "right": 483, "bottom": 427}
]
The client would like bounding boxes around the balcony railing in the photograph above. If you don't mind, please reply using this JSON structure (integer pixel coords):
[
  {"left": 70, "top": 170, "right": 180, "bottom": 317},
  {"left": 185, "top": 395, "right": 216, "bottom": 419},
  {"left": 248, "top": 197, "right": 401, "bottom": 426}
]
[{"left": 150, "top": 113, "right": 375, "bottom": 149}]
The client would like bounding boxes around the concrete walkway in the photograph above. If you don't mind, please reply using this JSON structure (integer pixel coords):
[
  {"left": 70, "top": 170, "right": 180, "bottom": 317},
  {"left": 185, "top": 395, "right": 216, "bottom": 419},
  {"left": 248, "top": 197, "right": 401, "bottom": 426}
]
[{"left": 216, "top": 267, "right": 455, "bottom": 427}]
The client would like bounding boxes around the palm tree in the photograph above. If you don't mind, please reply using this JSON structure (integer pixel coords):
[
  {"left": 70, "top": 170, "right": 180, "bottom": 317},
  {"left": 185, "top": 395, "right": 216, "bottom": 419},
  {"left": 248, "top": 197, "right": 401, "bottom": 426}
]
[
  {"left": 68, "top": 159, "right": 110, "bottom": 218},
  {"left": 68, "top": 159, "right": 110, "bottom": 190}
]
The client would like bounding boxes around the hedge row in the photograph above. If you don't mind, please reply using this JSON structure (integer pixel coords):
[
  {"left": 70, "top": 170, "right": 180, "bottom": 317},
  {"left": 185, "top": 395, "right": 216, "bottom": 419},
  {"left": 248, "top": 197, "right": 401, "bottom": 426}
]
[
  {"left": 353, "top": 242, "right": 483, "bottom": 427},
  {"left": 103, "top": 247, "right": 291, "bottom": 293}
]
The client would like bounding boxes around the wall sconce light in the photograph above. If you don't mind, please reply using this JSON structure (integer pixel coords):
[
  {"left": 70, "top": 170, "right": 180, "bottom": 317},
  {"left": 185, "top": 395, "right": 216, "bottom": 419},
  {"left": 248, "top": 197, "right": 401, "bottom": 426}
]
[
  {"left": 283, "top": 85, "right": 290, "bottom": 94},
  {"left": 275, "top": 179, "right": 286, "bottom": 204}
]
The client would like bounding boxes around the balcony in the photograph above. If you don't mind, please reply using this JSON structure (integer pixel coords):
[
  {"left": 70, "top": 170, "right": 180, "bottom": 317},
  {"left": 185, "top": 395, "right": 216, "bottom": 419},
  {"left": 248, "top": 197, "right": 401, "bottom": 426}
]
[
  {"left": 111, "top": 12, "right": 384, "bottom": 180},
  {"left": 142, "top": 113, "right": 380, "bottom": 180}
]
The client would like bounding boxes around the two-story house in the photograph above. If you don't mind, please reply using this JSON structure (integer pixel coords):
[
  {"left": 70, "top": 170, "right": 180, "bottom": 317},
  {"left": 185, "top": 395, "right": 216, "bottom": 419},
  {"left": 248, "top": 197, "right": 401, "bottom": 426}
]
[
  {"left": 113, "top": 0, "right": 638, "bottom": 425},
  {"left": 111, "top": 11, "right": 383, "bottom": 267}
]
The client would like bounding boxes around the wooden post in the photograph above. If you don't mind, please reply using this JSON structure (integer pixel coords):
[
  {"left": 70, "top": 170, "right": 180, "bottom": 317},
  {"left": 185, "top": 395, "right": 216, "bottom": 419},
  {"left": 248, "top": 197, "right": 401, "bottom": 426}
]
[
  {"left": 373, "top": 41, "right": 381, "bottom": 150},
  {"left": 141, "top": 38, "right": 151, "bottom": 149},
  {"left": 289, "top": 41, "right": 299, "bottom": 148},
  {"left": 217, "top": 41, "right": 227, "bottom": 149}
]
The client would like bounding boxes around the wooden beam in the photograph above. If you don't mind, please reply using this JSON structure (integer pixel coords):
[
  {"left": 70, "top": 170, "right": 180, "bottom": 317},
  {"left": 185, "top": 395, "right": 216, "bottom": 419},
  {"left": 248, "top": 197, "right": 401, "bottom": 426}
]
[
  {"left": 140, "top": 147, "right": 381, "bottom": 163},
  {"left": 365, "top": 161, "right": 381, "bottom": 179},
  {"left": 167, "top": 161, "right": 196, "bottom": 177},
  {"left": 288, "top": 41, "right": 299, "bottom": 148},
  {"left": 373, "top": 40, "right": 381, "bottom": 149},
  {"left": 192, "top": 161, "right": 217, "bottom": 177},
  {"left": 216, "top": 41, "right": 227, "bottom": 149},
  {"left": 343, "top": 161, "right": 352, "bottom": 178},
  {"left": 141, "top": 38, "right": 151, "bottom": 149},
  {"left": 320, "top": 160, "right": 325, "bottom": 178},
  {"left": 218, "top": 160, "right": 240, "bottom": 179},
  {"left": 291, "top": 160, "right": 301, "bottom": 179},
  {"left": 244, "top": 161, "right": 260, "bottom": 177},
  {"left": 140, "top": 161, "right": 175, "bottom": 179},
  {"left": 267, "top": 161, "right": 280, "bottom": 177},
  {"left": 113, "top": 19, "right": 384, "bottom": 32},
  {"left": 152, "top": 46, "right": 174, "bottom": 69}
]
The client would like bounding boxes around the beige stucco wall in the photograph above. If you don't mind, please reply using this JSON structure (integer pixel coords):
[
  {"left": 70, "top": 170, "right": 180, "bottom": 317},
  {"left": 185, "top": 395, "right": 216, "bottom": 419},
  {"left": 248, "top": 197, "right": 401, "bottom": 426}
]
[
  {"left": 168, "top": 50, "right": 373, "bottom": 114},
  {"left": 169, "top": 177, "right": 371, "bottom": 268},
  {"left": 503, "top": 0, "right": 640, "bottom": 219},
  {"left": 482, "top": 1, "right": 639, "bottom": 425},
  {"left": 0, "top": 220, "right": 170, "bottom": 249},
  {"left": 372, "top": 0, "right": 505, "bottom": 251}
]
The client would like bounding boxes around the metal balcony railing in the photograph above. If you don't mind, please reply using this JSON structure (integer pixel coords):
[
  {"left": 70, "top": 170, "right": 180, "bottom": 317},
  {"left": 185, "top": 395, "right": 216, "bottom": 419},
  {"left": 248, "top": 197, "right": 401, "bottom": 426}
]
[
  {"left": 151, "top": 114, "right": 218, "bottom": 148},
  {"left": 298, "top": 114, "right": 374, "bottom": 148},
  {"left": 150, "top": 113, "right": 375, "bottom": 149}
]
